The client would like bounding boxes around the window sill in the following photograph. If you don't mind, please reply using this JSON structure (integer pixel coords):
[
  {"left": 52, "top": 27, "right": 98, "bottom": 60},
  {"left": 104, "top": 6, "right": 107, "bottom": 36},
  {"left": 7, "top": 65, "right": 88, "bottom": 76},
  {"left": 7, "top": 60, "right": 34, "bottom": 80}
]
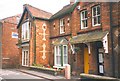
[
  {"left": 53, "top": 66, "right": 65, "bottom": 69},
  {"left": 53, "top": 64, "right": 69, "bottom": 69},
  {"left": 60, "top": 32, "right": 65, "bottom": 34},
  {"left": 21, "top": 40, "right": 30, "bottom": 42},
  {"left": 22, "top": 65, "right": 29, "bottom": 67},
  {"left": 81, "top": 27, "right": 88, "bottom": 30},
  {"left": 78, "top": 27, "right": 102, "bottom": 34},
  {"left": 93, "top": 24, "right": 101, "bottom": 27}
]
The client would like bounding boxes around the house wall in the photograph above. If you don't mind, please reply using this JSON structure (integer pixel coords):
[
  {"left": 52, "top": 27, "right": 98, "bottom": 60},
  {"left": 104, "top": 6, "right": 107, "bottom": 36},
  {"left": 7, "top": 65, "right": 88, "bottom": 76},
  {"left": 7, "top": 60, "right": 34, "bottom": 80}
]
[
  {"left": 71, "top": 2, "right": 111, "bottom": 36},
  {"left": 2, "top": 21, "right": 19, "bottom": 68},
  {"left": 111, "top": 2, "right": 119, "bottom": 78},
  {"left": 49, "top": 14, "right": 72, "bottom": 67},
  {"left": 50, "top": 15, "right": 71, "bottom": 37},
  {"left": 18, "top": 11, "right": 33, "bottom": 66},
  {"left": 70, "top": 2, "right": 119, "bottom": 76},
  {"left": 34, "top": 19, "right": 51, "bottom": 66}
]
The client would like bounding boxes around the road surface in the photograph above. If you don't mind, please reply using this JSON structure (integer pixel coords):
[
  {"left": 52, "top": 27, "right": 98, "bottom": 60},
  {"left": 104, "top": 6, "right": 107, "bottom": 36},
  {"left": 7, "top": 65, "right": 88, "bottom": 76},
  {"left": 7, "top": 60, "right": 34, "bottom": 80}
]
[{"left": 0, "top": 69, "right": 50, "bottom": 81}]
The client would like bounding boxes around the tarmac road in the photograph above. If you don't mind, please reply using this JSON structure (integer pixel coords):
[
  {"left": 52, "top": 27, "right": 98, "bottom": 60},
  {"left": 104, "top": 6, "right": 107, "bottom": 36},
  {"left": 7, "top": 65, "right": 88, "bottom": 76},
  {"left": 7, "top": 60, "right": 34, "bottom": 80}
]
[{"left": 0, "top": 69, "right": 50, "bottom": 81}]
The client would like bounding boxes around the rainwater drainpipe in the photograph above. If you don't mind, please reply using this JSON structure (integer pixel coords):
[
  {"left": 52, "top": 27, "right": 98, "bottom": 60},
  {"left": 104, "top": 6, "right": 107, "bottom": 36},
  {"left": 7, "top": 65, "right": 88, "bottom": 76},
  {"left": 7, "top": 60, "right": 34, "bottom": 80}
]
[
  {"left": 0, "top": 22, "right": 2, "bottom": 69},
  {"left": 109, "top": 2, "right": 115, "bottom": 77},
  {"left": 33, "top": 18, "right": 36, "bottom": 64}
]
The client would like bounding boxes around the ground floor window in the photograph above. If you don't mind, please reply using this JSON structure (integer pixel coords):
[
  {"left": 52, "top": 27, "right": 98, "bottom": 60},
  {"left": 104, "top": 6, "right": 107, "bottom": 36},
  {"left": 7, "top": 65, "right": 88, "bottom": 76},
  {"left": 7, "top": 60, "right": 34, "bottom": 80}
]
[
  {"left": 22, "top": 49, "right": 29, "bottom": 66},
  {"left": 54, "top": 45, "right": 68, "bottom": 67}
]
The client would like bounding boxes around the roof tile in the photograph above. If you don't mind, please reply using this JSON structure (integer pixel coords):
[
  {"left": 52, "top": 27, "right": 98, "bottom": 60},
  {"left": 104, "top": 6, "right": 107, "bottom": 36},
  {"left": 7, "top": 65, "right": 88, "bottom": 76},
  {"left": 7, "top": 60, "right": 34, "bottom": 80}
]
[{"left": 24, "top": 4, "right": 52, "bottom": 19}]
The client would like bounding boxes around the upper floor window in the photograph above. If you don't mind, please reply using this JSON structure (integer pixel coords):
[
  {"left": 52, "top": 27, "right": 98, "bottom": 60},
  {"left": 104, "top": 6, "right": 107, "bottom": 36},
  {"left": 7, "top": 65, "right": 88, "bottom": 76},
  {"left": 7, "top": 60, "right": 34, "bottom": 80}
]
[
  {"left": 21, "top": 21, "right": 30, "bottom": 41},
  {"left": 81, "top": 10, "right": 88, "bottom": 29},
  {"left": 60, "top": 19, "right": 65, "bottom": 34},
  {"left": 92, "top": 5, "right": 101, "bottom": 26}
]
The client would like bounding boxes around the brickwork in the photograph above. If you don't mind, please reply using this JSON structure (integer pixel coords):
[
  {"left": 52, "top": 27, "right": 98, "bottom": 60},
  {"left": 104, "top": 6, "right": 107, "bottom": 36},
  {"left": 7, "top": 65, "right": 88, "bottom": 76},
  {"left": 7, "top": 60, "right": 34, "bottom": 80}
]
[
  {"left": 17, "top": 2, "right": 119, "bottom": 77},
  {"left": 70, "top": 2, "right": 119, "bottom": 77},
  {"left": 50, "top": 15, "right": 71, "bottom": 38},
  {"left": 1, "top": 15, "right": 20, "bottom": 68},
  {"left": 35, "top": 19, "right": 50, "bottom": 65}
]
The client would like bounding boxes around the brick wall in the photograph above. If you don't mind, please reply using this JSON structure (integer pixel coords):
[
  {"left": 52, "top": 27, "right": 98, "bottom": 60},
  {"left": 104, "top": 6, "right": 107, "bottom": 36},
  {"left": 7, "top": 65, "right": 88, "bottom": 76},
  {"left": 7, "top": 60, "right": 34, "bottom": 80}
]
[
  {"left": 35, "top": 19, "right": 50, "bottom": 65},
  {"left": 70, "top": 2, "right": 119, "bottom": 76},
  {"left": 2, "top": 21, "right": 19, "bottom": 68},
  {"left": 50, "top": 15, "right": 71, "bottom": 38}
]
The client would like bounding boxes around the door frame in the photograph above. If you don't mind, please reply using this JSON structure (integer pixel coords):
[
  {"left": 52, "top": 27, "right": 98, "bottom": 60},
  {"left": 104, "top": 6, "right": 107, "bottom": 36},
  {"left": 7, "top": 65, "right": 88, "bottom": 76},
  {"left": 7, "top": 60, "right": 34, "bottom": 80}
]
[
  {"left": 22, "top": 48, "right": 29, "bottom": 66},
  {"left": 84, "top": 44, "right": 89, "bottom": 74},
  {"left": 96, "top": 41, "right": 104, "bottom": 75}
]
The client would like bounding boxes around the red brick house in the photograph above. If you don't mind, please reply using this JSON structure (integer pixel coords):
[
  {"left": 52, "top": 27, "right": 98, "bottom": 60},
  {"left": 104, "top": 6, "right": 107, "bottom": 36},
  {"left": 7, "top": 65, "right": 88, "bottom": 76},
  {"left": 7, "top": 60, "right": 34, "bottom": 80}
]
[
  {"left": 17, "top": 4, "right": 52, "bottom": 67},
  {"left": 69, "top": 2, "right": 120, "bottom": 77},
  {"left": 50, "top": 2, "right": 119, "bottom": 77},
  {"left": 49, "top": 2, "right": 77, "bottom": 69},
  {"left": 0, "top": 15, "right": 21, "bottom": 68},
  {"left": 17, "top": 2, "right": 119, "bottom": 78}
]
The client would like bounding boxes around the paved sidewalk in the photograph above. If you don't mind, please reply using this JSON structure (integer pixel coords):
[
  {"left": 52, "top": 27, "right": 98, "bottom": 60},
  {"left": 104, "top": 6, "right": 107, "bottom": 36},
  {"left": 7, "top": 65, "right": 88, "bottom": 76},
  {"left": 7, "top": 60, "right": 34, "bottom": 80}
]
[
  {"left": 17, "top": 69, "right": 66, "bottom": 79},
  {"left": 17, "top": 69, "right": 80, "bottom": 80}
]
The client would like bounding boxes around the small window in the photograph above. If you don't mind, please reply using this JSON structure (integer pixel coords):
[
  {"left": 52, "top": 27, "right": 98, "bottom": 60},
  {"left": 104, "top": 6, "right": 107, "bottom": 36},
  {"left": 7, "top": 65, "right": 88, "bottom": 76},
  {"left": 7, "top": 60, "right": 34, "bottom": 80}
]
[
  {"left": 81, "top": 10, "right": 88, "bottom": 29},
  {"left": 67, "top": 18, "right": 70, "bottom": 26},
  {"left": 53, "top": 23, "right": 55, "bottom": 29},
  {"left": 60, "top": 19, "right": 65, "bottom": 34},
  {"left": 92, "top": 5, "right": 101, "bottom": 26},
  {"left": 21, "top": 21, "right": 30, "bottom": 41}
]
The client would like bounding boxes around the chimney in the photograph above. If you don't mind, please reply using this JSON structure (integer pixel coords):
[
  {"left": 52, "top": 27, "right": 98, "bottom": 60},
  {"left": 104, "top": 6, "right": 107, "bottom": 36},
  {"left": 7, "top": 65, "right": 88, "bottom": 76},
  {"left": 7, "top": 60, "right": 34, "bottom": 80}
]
[{"left": 70, "top": 0, "right": 75, "bottom": 5}]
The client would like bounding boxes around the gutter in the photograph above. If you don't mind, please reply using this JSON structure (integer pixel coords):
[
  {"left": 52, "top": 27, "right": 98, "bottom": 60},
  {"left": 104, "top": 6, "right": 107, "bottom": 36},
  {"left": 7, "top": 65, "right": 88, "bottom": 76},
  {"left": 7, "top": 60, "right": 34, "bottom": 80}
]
[
  {"left": 34, "top": 17, "right": 49, "bottom": 21},
  {"left": 109, "top": 2, "right": 115, "bottom": 77}
]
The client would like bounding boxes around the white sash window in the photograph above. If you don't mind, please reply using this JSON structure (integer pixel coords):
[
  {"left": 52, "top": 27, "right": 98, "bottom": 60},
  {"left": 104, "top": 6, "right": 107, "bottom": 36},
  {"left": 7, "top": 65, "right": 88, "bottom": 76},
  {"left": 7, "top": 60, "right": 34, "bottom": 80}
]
[
  {"left": 22, "top": 21, "right": 30, "bottom": 41},
  {"left": 54, "top": 45, "right": 68, "bottom": 68},
  {"left": 81, "top": 10, "right": 88, "bottom": 29},
  {"left": 92, "top": 5, "right": 101, "bottom": 26}
]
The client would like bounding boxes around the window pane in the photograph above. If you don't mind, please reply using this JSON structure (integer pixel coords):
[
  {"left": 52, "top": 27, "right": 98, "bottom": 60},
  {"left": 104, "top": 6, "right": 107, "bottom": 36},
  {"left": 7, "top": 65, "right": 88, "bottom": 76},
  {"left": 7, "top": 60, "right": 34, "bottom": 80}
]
[
  {"left": 94, "top": 17, "right": 97, "bottom": 25},
  {"left": 85, "top": 11, "right": 87, "bottom": 18},
  {"left": 63, "top": 19, "right": 65, "bottom": 25},
  {"left": 98, "top": 16, "right": 100, "bottom": 24},
  {"left": 55, "top": 46, "right": 61, "bottom": 66},
  {"left": 56, "top": 56, "right": 61, "bottom": 65},
  {"left": 24, "top": 51, "right": 26, "bottom": 65},
  {"left": 81, "top": 10, "right": 87, "bottom": 28},
  {"left": 97, "top": 6, "right": 100, "bottom": 15},
  {"left": 59, "top": 46, "right": 61, "bottom": 55},
  {"left": 93, "top": 7, "right": 96, "bottom": 16},
  {"left": 63, "top": 46, "right": 67, "bottom": 55},
  {"left": 64, "top": 56, "right": 67, "bottom": 64},
  {"left": 63, "top": 46, "right": 68, "bottom": 65},
  {"left": 60, "top": 19, "right": 65, "bottom": 34},
  {"left": 83, "top": 21, "right": 86, "bottom": 27},
  {"left": 85, "top": 20, "right": 88, "bottom": 27}
]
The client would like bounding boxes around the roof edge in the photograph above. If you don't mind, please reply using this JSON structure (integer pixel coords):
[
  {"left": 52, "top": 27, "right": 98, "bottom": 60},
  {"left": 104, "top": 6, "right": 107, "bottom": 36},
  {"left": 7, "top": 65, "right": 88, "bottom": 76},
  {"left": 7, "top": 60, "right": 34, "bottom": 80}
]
[
  {"left": 17, "top": 6, "right": 34, "bottom": 28},
  {"left": 50, "top": 2, "right": 78, "bottom": 20}
]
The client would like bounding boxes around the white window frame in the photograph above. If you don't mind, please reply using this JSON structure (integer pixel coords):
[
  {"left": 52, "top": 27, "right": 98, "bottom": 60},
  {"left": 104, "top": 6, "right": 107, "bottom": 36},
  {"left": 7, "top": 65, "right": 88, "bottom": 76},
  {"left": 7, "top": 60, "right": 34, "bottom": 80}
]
[
  {"left": 22, "top": 49, "right": 29, "bottom": 66},
  {"left": 60, "top": 19, "right": 65, "bottom": 34},
  {"left": 54, "top": 45, "right": 61, "bottom": 67},
  {"left": 21, "top": 21, "right": 30, "bottom": 41},
  {"left": 54, "top": 45, "right": 68, "bottom": 68},
  {"left": 81, "top": 10, "right": 88, "bottom": 29},
  {"left": 92, "top": 5, "right": 101, "bottom": 26},
  {"left": 63, "top": 45, "right": 68, "bottom": 66}
]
